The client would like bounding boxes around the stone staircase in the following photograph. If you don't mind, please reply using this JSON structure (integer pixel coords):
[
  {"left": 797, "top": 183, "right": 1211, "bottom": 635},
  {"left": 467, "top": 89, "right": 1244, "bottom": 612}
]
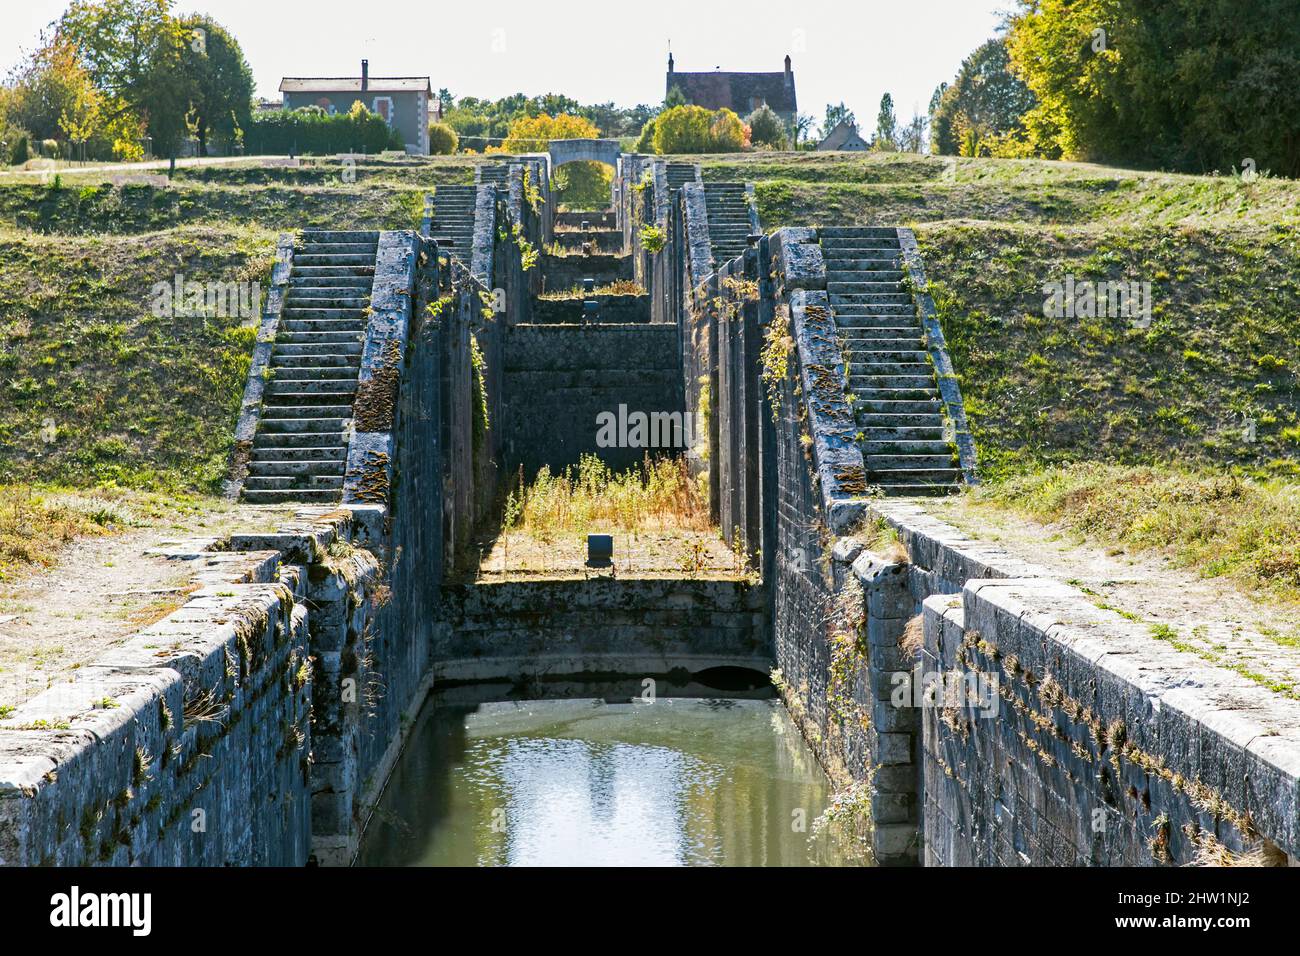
[
  {"left": 703, "top": 182, "right": 753, "bottom": 265},
  {"left": 664, "top": 162, "right": 698, "bottom": 192},
  {"left": 241, "top": 230, "right": 379, "bottom": 504},
  {"left": 477, "top": 163, "right": 511, "bottom": 188},
  {"left": 429, "top": 185, "right": 478, "bottom": 264},
  {"left": 821, "top": 226, "right": 962, "bottom": 496}
]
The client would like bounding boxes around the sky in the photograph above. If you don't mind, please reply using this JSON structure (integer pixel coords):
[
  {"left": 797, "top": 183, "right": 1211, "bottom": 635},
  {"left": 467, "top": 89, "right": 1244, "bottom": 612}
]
[{"left": 1, "top": 0, "right": 1009, "bottom": 134}]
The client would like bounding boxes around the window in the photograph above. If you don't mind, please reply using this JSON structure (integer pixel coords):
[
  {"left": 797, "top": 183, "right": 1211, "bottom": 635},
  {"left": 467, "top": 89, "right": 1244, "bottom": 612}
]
[{"left": 372, "top": 97, "right": 394, "bottom": 124}]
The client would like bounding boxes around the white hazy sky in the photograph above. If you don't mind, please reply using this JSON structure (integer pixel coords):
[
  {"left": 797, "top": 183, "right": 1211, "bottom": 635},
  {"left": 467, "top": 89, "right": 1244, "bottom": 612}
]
[{"left": 2, "top": 0, "right": 1009, "bottom": 131}]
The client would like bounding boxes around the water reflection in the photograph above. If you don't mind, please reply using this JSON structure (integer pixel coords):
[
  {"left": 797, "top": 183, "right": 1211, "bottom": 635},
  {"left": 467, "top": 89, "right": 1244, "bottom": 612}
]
[{"left": 358, "top": 696, "right": 860, "bottom": 866}]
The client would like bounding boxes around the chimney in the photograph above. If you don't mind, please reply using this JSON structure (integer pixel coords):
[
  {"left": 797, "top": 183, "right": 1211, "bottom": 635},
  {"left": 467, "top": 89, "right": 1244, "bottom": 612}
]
[
  {"left": 361, "top": 59, "right": 369, "bottom": 92},
  {"left": 668, "top": 51, "right": 674, "bottom": 73},
  {"left": 784, "top": 54, "right": 792, "bottom": 74}
]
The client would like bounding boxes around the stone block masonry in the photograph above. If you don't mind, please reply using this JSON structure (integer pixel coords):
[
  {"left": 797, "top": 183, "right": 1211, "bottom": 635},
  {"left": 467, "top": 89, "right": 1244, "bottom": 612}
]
[
  {"left": 438, "top": 578, "right": 770, "bottom": 682},
  {"left": 502, "top": 324, "right": 684, "bottom": 476}
]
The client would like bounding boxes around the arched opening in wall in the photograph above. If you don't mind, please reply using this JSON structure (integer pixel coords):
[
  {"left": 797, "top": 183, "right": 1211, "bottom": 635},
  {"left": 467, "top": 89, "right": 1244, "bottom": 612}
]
[{"left": 551, "top": 158, "right": 615, "bottom": 211}]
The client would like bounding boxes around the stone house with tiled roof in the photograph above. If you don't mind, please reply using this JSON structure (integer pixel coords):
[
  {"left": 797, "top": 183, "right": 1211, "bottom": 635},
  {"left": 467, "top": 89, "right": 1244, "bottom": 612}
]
[
  {"left": 280, "top": 60, "right": 431, "bottom": 154},
  {"left": 665, "top": 54, "right": 797, "bottom": 130}
]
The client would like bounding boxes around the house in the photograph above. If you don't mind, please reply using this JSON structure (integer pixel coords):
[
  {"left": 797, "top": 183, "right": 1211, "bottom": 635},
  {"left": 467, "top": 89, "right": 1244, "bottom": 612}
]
[
  {"left": 279, "top": 60, "right": 432, "bottom": 155},
  {"left": 816, "top": 119, "right": 869, "bottom": 152},
  {"left": 665, "top": 53, "right": 798, "bottom": 129}
]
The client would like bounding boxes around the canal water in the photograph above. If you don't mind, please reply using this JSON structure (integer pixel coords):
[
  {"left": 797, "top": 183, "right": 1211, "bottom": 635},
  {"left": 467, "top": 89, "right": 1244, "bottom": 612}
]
[{"left": 357, "top": 692, "right": 861, "bottom": 866}]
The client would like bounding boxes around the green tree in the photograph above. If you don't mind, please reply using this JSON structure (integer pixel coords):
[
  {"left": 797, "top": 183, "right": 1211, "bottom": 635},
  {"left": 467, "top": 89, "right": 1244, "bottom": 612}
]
[
  {"left": 59, "top": 0, "right": 191, "bottom": 165},
  {"left": 652, "top": 105, "right": 745, "bottom": 153},
  {"left": 1006, "top": 0, "right": 1300, "bottom": 175},
  {"left": 930, "top": 37, "right": 1037, "bottom": 157},
  {"left": 874, "top": 93, "right": 897, "bottom": 149},
  {"left": 664, "top": 85, "right": 687, "bottom": 109},
  {"left": 820, "top": 102, "right": 854, "bottom": 140},
  {"left": 428, "top": 121, "right": 458, "bottom": 154},
  {"left": 745, "top": 104, "right": 787, "bottom": 149},
  {"left": 176, "top": 15, "right": 253, "bottom": 156}
]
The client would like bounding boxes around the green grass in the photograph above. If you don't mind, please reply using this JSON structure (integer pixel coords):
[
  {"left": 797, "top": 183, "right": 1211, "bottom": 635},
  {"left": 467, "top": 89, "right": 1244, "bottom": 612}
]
[
  {"left": 0, "top": 224, "right": 275, "bottom": 493},
  {"left": 971, "top": 463, "right": 1300, "bottom": 604}
]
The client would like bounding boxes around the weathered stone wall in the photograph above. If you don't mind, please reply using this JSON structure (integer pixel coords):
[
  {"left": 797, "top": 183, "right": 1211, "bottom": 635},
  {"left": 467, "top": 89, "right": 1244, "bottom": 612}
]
[
  {"left": 531, "top": 294, "right": 650, "bottom": 325},
  {"left": 920, "top": 576, "right": 1300, "bottom": 867},
  {"left": 501, "top": 324, "right": 683, "bottom": 476},
  {"left": 0, "top": 510, "right": 374, "bottom": 867},
  {"left": 540, "top": 252, "right": 633, "bottom": 292},
  {"left": 438, "top": 578, "right": 770, "bottom": 681}
]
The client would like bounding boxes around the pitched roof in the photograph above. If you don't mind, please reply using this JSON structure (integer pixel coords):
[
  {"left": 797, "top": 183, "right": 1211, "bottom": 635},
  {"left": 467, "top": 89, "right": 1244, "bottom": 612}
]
[
  {"left": 667, "top": 70, "right": 796, "bottom": 115},
  {"left": 279, "top": 77, "right": 431, "bottom": 94},
  {"left": 817, "top": 119, "right": 869, "bottom": 150}
]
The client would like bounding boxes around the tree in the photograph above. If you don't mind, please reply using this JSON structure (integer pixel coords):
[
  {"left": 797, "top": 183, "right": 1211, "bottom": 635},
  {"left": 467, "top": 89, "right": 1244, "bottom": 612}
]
[
  {"left": 794, "top": 112, "right": 815, "bottom": 149},
  {"left": 821, "top": 102, "right": 855, "bottom": 140},
  {"left": 500, "top": 113, "right": 609, "bottom": 207},
  {"left": 9, "top": 33, "right": 103, "bottom": 147},
  {"left": 634, "top": 117, "right": 656, "bottom": 153},
  {"left": 428, "top": 121, "right": 458, "bottom": 154},
  {"left": 898, "top": 112, "right": 928, "bottom": 153},
  {"left": 1005, "top": 0, "right": 1300, "bottom": 175},
  {"left": 652, "top": 105, "right": 745, "bottom": 154},
  {"left": 930, "top": 37, "right": 1036, "bottom": 157},
  {"left": 874, "top": 93, "right": 897, "bottom": 149},
  {"left": 59, "top": 0, "right": 191, "bottom": 164},
  {"left": 176, "top": 15, "right": 252, "bottom": 156},
  {"left": 745, "top": 104, "right": 787, "bottom": 149},
  {"left": 664, "top": 85, "right": 687, "bottom": 109}
]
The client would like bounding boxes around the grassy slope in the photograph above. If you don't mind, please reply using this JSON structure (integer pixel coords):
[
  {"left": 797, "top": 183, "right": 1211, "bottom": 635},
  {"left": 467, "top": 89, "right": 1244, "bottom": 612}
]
[
  {"left": 698, "top": 151, "right": 1300, "bottom": 479},
  {"left": 0, "top": 157, "right": 476, "bottom": 498}
]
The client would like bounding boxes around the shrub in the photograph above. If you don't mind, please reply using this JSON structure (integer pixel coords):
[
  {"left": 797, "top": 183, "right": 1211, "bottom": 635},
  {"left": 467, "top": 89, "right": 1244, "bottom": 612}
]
[
  {"left": 11, "top": 135, "right": 29, "bottom": 165},
  {"left": 634, "top": 117, "right": 656, "bottom": 153},
  {"left": 245, "top": 103, "right": 403, "bottom": 155},
  {"left": 745, "top": 104, "right": 787, "bottom": 149},
  {"left": 652, "top": 105, "right": 747, "bottom": 154},
  {"left": 428, "top": 121, "right": 458, "bottom": 154},
  {"left": 41, "top": 138, "right": 58, "bottom": 159}
]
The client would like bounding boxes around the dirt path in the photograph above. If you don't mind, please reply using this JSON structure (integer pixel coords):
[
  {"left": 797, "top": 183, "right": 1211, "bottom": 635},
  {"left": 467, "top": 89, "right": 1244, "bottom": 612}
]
[
  {"left": 0, "top": 501, "right": 295, "bottom": 710},
  {"left": 922, "top": 496, "right": 1300, "bottom": 700}
]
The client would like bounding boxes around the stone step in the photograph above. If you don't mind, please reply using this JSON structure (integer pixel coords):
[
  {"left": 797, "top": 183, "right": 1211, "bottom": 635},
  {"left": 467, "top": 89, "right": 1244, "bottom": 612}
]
[
  {"left": 848, "top": 350, "right": 929, "bottom": 365},
  {"left": 861, "top": 424, "right": 946, "bottom": 441},
  {"left": 858, "top": 398, "right": 944, "bottom": 414},
  {"left": 280, "top": 321, "right": 368, "bottom": 335},
  {"left": 289, "top": 276, "right": 373, "bottom": 290},
  {"left": 857, "top": 411, "right": 947, "bottom": 428},
  {"left": 247, "top": 460, "right": 346, "bottom": 478},
  {"left": 831, "top": 292, "right": 913, "bottom": 307},
  {"left": 282, "top": 305, "right": 369, "bottom": 318},
  {"left": 273, "top": 366, "right": 359, "bottom": 381},
  {"left": 865, "top": 454, "right": 958, "bottom": 471},
  {"left": 291, "top": 265, "right": 376, "bottom": 278},
  {"left": 873, "top": 482, "right": 959, "bottom": 498},
  {"left": 272, "top": 353, "right": 361, "bottom": 369},
  {"left": 842, "top": 335, "right": 924, "bottom": 351},
  {"left": 258, "top": 416, "right": 351, "bottom": 433},
  {"left": 848, "top": 374, "right": 936, "bottom": 390},
  {"left": 827, "top": 281, "right": 907, "bottom": 295},
  {"left": 861, "top": 439, "right": 955, "bottom": 456},
  {"left": 299, "top": 229, "right": 380, "bottom": 243},
  {"left": 854, "top": 387, "right": 940, "bottom": 402},
  {"left": 294, "top": 242, "right": 376, "bottom": 255},
  {"left": 244, "top": 473, "right": 344, "bottom": 490},
  {"left": 819, "top": 227, "right": 900, "bottom": 239},
  {"left": 284, "top": 293, "right": 371, "bottom": 309},
  {"left": 264, "top": 379, "right": 358, "bottom": 397},
  {"left": 825, "top": 256, "right": 902, "bottom": 272},
  {"left": 834, "top": 315, "right": 919, "bottom": 331},
  {"left": 276, "top": 330, "right": 367, "bottom": 345},
  {"left": 241, "top": 488, "right": 343, "bottom": 504},
  {"left": 826, "top": 269, "right": 905, "bottom": 283},
  {"left": 821, "top": 237, "right": 901, "bottom": 251},
  {"left": 250, "top": 446, "right": 348, "bottom": 463},
  {"left": 272, "top": 342, "right": 364, "bottom": 358},
  {"left": 253, "top": 431, "right": 347, "bottom": 449},
  {"left": 293, "top": 253, "right": 376, "bottom": 267},
  {"left": 867, "top": 467, "right": 963, "bottom": 484}
]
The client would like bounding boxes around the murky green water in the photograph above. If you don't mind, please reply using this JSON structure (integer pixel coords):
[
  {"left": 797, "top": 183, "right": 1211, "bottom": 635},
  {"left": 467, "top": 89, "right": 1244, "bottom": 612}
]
[{"left": 358, "top": 695, "right": 858, "bottom": 866}]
